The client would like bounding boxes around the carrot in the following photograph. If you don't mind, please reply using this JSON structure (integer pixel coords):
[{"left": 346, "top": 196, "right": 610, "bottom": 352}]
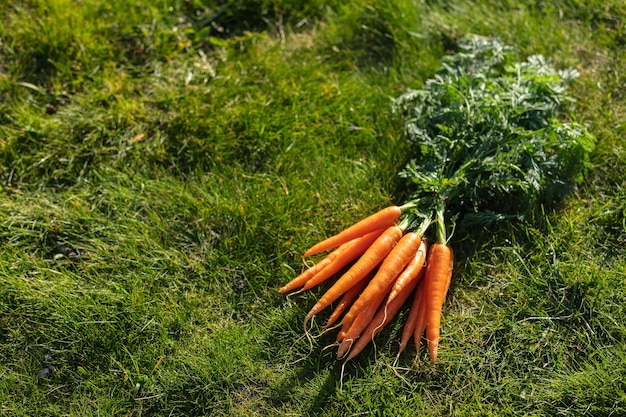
[
  {"left": 335, "top": 295, "right": 371, "bottom": 342},
  {"left": 334, "top": 267, "right": 383, "bottom": 343},
  {"left": 303, "top": 206, "right": 402, "bottom": 257},
  {"left": 341, "top": 232, "right": 422, "bottom": 328},
  {"left": 386, "top": 239, "right": 427, "bottom": 304},
  {"left": 334, "top": 273, "right": 382, "bottom": 342},
  {"left": 304, "top": 226, "right": 403, "bottom": 325},
  {"left": 326, "top": 272, "right": 370, "bottom": 328},
  {"left": 336, "top": 325, "right": 349, "bottom": 343},
  {"left": 300, "top": 228, "right": 385, "bottom": 292},
  {"left": 279, "top": 242, "right": 351, "bottom": 294},
  {"left": 345, "top": 266, "right": 422, "bottom": 361},
  {"left": 335, "top": 279, "right": 394, "bottom": 356},
  {"left": 424, "top": 243, "right": 454, "bottom": 363},
  {"left": 398, "top": 278, "right": 425, "bottom": 354},
  {"left": 413, "top": 293, "right": 428, "bottom": 354}
]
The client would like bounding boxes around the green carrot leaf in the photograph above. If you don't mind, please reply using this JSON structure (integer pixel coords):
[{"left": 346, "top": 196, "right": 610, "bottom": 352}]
[{"left": 394, "top": 35, "right": 595, "bottom": 240}]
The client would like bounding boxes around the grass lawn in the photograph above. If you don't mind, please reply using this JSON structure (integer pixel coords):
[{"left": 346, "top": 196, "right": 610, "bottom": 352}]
[{"left": 1, "top": 0, "right": 625, "bottom": 415}]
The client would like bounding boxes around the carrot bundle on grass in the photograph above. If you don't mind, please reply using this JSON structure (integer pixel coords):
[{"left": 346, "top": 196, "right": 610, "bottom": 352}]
[
  {"left": 303, "top": 205, "right": 403, "bottom": 257},
  {"left": 280, "top": 38, "right": 596, "bottom": 367}
]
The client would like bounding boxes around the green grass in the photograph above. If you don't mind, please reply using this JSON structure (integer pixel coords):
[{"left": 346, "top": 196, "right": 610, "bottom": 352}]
[{"left": 1, "top": 0, "right": 625, "bottom": 415}]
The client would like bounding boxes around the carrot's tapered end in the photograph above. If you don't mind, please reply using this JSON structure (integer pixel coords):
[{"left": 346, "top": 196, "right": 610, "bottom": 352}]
[
  {"left": 337, "top": 339, "right": 353, "bottom": 359},
  {"left": 304, "top": 312, "right": 314, "bottom": 326},
  {"left": 398, "top": 341, "right": 408, "bottom": 355},
  {"left": 414, "top": 334, "right": 422, "bottom": 354},
  {"left": 304, "top": 301, "right": 324, "bottom": 328},
  {"left": 336, "top": 329, "right": 347, "bottom": 342},
  {"left": 428, "top": 338, "right": 439, "bottom": 363}
]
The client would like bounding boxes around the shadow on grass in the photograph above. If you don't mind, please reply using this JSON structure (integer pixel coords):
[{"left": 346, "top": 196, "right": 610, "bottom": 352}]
[{"left": 256, "top": 300, "right": 368, "bottom": 412}]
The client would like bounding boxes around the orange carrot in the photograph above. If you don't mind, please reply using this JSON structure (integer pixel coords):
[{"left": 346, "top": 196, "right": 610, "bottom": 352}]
[
  {"left": 335, "top": 290, "right": 374, "bottom": 342},
  {"left": 413, "top": 293, "right": 428, "bottom": 354},
  {"left": 386, "top": 239, "right": 427, "bottom": 304},
  {"left": 336, "top": 325, "right": 349, "bottom": 343},
  {"left": 300, "top": 228, "right": 385, "bottom": 292},
  {"left": 335, "top": 276, "right": 380, "bottom": 342},
  {"left": 303, "top": 206, "right": 402, "bottom": 257},
  {"left": 279, "top": 242, "right": 352, "bottom": 294},
  {"left": 341, "top": 232, "right": 422, "bottom": 327},
  {"left": 335, "top": 279, "right": 394, "bottom": 356},
  {"left": 326, "top": 273, "right": 370, "bottom": 328},
  {"left": 424, "top": 243, "right": 454, "bottom": 363},
  {"left": 304, "top": 226, "right": 403, "bottom": 325},
  {"left": 345, "top": 266, "right": 422, "bottom": 361},
  {"left": 398, "top": 278, "right": 425, "bottom": 354}
]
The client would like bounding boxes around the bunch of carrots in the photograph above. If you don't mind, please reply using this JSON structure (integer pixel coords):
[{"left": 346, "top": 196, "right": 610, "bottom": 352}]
[
  {"left": 280, "top": 36, "right": 594, "bottom": 364},
  {"left": 279, "top": 203, "right": 453, "bottom": 363}
]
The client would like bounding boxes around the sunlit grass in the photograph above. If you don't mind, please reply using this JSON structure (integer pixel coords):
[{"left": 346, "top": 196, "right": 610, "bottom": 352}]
[{"left": 0, "top": 0, "right": 625, "bottom": 415}]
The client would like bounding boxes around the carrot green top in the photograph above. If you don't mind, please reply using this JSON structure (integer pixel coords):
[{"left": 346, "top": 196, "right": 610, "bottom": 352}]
[{"left": 394, "top": 36, "right": 595, "bottom": 244}]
